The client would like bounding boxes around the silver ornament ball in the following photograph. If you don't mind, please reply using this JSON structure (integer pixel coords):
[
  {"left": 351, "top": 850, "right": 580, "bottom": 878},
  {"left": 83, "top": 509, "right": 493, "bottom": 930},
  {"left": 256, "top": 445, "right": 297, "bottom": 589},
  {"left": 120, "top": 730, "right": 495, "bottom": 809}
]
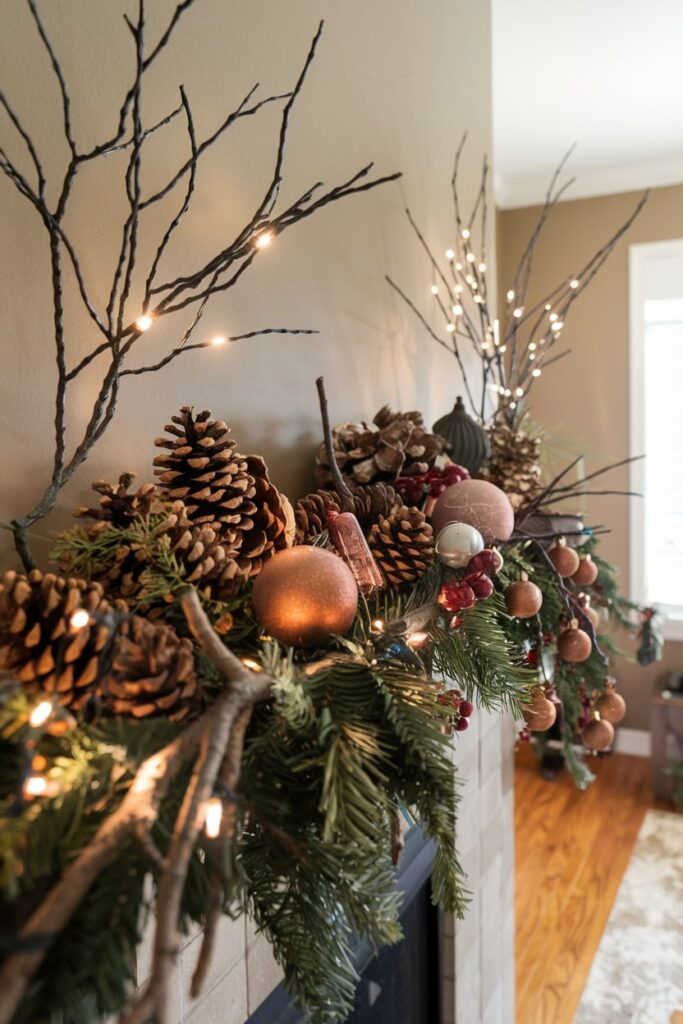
[{"left": 435, "top": 522, "right": 485, "bottom": 568}]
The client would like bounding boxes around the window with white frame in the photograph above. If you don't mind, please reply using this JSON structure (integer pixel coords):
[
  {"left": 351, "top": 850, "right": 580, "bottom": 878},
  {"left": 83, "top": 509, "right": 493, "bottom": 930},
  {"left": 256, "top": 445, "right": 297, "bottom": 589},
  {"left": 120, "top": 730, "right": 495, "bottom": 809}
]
[{"left": 630, "top": 240, "right": 683, "bottom": 639}]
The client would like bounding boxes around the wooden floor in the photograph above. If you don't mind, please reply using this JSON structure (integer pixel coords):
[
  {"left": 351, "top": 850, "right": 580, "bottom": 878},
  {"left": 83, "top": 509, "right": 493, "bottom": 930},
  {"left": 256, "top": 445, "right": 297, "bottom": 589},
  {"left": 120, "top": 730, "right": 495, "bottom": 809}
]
[{"left": 515, "top": 745, "right": 655, "bottom": 1024}]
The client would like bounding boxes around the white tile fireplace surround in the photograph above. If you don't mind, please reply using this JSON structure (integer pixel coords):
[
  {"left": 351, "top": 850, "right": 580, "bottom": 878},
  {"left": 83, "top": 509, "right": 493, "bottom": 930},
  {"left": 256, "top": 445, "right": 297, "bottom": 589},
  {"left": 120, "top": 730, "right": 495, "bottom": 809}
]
[{"left": 135, "top": 711, "right": 516, "bottom": 1024}]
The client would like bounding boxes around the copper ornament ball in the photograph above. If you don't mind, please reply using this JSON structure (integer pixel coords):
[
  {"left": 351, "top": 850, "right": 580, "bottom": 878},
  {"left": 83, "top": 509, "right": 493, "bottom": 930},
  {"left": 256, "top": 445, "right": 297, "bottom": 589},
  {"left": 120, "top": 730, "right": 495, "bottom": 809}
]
[
  {"left": 582, "top": 717, "right": 615, "bottom": 751},
  {"left": 252, "top": 547, "right": 358, "bottom": 647},
  {"left": 547, "top": 542, "right": 580, "bottom": 578},
  {"left": 596, "top": 687, "right": 626, "bottom": 724},
  {"left": 572, "top": 556, "right": 599, "bottom": 587},
  {"left": 431, "top": 479, "right": 514, "bottom": 543},
  {"left": 522, "top": 688, "right": 557, "bottom": 732},
  {"left": 581, "top": 601, "right": 600, "bottom": 632},
  {"left": 505, "top": 580, "right": 543, "bottom": 618},
  {"left": 557, "top": 627, "right": 592, "bottom": 663}
]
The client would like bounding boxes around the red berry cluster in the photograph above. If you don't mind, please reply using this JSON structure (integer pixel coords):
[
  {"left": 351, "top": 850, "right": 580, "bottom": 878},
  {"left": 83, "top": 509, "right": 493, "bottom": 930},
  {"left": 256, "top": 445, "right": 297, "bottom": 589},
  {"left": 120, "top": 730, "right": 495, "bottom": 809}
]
[
  {"left": 394, "top": 463, "right": 469, "bottom": 506},
  {"left": 437, "top": 547, "right": 502, "bottom": 620},
  {"left": 437, "top": 689, "right": 474, "bottom": 731}
]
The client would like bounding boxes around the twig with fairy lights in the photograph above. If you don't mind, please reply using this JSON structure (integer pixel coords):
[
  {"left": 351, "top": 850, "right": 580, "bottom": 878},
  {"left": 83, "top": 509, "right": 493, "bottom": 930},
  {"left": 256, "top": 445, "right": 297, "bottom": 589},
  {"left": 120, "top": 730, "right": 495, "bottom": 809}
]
[
  {"left": 0, "top": 2, "right": 400, "bottom": 571},
  {"left": 386, "top": 132, "right": 647, "bottom": 425}
]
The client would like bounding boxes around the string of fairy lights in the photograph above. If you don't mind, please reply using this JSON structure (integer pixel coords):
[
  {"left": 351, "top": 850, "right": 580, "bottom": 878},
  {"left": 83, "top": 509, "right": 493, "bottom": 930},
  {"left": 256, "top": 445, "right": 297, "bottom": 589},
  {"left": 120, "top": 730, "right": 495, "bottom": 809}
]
[{"left": 425, "top": 223, "right": 582, "bottom": 416}]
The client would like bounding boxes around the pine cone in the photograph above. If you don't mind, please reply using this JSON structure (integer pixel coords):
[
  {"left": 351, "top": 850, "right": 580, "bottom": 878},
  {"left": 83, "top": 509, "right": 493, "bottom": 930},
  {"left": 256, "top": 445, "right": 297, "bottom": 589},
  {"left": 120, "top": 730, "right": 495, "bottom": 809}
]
[
  {"left": 153, "top": 407, "right": 256, "bottom": 545},
  {"left": 103, "top": 615, "right": 200, "bottom": 721},
  {"left": 74, "top": 473, "right": 161, "bottom": 525},
  {"left": 66, "top": 471, "right": 248, "bottom": 602},
  {"left": 479, "top": 420, "right": 543, "bottom": 511},
  {"left": 315, "top": 406, "right": 445, "bottom": 487},
  {"left": 0, "top": 570, "right": 127, "bottom": 711},
  {"left": 368, "top": 506, "right": 435, "bottom": 586},
  {"left": 236, "top": 456, "right": 294, "bottom": 578},
  {"left": 294, "top": 483, "right": 399, "bottom": 544}
]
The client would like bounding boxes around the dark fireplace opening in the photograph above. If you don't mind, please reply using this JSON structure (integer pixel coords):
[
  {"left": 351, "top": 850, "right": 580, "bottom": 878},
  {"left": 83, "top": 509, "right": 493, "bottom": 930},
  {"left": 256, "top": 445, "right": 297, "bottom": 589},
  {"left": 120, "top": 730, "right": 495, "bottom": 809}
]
[
  {"left": 345, "top": 877, "right": 440, "bottom": 1024},
  {"left": 249, "top": 828, "right": 439, "bottom": 1024}
]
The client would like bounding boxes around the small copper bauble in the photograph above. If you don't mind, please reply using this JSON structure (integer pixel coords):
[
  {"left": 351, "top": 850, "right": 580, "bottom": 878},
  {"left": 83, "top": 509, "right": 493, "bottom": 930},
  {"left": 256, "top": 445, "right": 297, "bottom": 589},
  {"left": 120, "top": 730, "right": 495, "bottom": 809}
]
[
  {"left": 522, "top": 687, "right": 557, "bottom": 732},
  {"left": 596, "top": 686, "right": 626, "bottom": 724},
  {"left": 431, "top": 479, "right": 514, "bottom": 543},
  {"left": 580, "top": 599, "right": 600, "bottom": 632},
  {"left": 505, "top": 580, "right": 543, "bottom": 618},
  {"left": 571, "top": 556, "right": 599, "bottom": 587},
  {"left": 547, "top": 541, "right": 580, "bottom": 578},
  {"left": 252, "top": 546, "right": 358, "bottom": 647},
  {"left": 435, "top": 522, "right": 485, "bottom": 568},
  {"left": 582, "top": 716, "right": 615, "bottom": 751},
  {"left": 557, "top": 626, "right": 592, "bottom": 663}
]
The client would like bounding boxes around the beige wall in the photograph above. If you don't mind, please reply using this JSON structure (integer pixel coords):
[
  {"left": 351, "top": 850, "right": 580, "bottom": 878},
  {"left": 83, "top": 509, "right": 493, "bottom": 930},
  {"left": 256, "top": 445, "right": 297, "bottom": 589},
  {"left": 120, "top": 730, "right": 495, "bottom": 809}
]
[
  {"left": 0, "top": 0, "right": 489, "bottom": 567},
  {"left": 1, "top": 3, "right": 515, "bottom": 1023},
  {"left": 498, "top": 185, "right": 683, "bottom": 732}
]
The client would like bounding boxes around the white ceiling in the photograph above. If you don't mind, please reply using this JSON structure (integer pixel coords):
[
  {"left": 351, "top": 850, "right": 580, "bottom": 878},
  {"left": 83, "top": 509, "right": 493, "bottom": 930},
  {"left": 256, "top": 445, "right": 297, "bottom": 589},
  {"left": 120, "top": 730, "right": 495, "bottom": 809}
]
[{"left": 493, "top": 0, "right": 683, "bottom": 208}]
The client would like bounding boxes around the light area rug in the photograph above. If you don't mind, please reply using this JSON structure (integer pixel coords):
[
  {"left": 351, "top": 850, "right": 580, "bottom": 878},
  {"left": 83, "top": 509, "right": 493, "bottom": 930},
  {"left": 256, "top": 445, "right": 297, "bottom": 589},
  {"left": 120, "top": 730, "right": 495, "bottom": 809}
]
[{"left": 574, "top": 809, "right": 683, "bottom": 1024}]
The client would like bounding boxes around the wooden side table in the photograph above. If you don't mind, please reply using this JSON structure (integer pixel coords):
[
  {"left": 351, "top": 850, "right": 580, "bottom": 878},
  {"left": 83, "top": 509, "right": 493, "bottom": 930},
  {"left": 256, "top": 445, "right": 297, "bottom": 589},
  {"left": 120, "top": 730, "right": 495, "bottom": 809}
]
[{"left": 650, "top": 691, "right": 683, "bottom": 800}]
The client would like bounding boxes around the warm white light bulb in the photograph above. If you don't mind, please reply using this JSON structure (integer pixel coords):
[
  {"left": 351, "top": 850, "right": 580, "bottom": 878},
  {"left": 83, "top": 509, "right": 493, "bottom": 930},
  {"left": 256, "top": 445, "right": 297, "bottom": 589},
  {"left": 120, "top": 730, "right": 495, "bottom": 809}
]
[
  {"left": 528, "top": 342, "right": 537, "bottom": 351},
  {"left": 499, "top": 344, "right": 507, "bottom": 353},
  {"left": 515, "top": 387, "right": 524, "bottom": 398},
  {"left": 545, "top": 303, "right": 552, "bottom": 311},
  {"left": 29, "top": 701, "right": 53, "bottom": 728},
  {"left": 529, "top": 352, "right": 536, "bottom": 360},
  {"left": 478, "top": 262, "right": 487, "bottom": 273},
  {"left": 474, "top": 294, "right": 483, "bottom": 304},
  {"left": 506, "top": 289, "right": 515, "bottom": 302},
  {"left": 513, "top": 307, "right": 523, "bottom": 319},
  {"left": 504, "top": 388, "right": 512, "bottom": 397},
  {"left": 570, "top": 278, "right": 580, "bottom": 289},
  {"left": 551, "top": 321, "right": 563, "bottom": 332},
  {"left": 407, "top": 630, "right": 429, "bottom": 649},
  {"left": 430, "top": 285, "right": 439, "bottom": 295},
  {"left": 461, "top": 228, "right": 470, "bottom": 240},
  {"left": 549, "top": 312, "right": 558, "bottom": 322},
  {"left": 446, "top": 322, "right": 455, "bottom": 333},
  {"left": 255, "top": 231, "right": 272, "bottom": 249},
  {"left": 70, "top": 609, "right": 90, "bottom": 631},
  {"left": 445, "top": 248, "right": 455, "bottom": 260},
  {"left": 204, "top": 796, "right": 223, "bottom": 839},
  {"left": 135, "top": 314, "right": 153, "bottom": 332},
  {"left": 509, "top": 401, "right": 516, "bottom": 410},
  {"left": 452, "top": 303, "right": 463, "bottom": 316},
  {"left": 532, "top": 368, "right": 542, "bottom": 378},
  {"left": 24, "top": 775, "right": 48, "bottom": 798},
  {"left": 371, "top": 618, "right": 385, "bottom": 634},
  {"left": 241, "top": 657, "right": 261, "bottom": 672},
  {"left": 211, "top": 335, "right": 228, "bottom": 347},
  {"left": 455, "top": 262, "right": 463, "bottom": 272},
  {"left": 454, "top": 284, "right": 463, "bottom": 295},
  {"left": 466, "top": 252, "right": 476, "bottom": 263}
]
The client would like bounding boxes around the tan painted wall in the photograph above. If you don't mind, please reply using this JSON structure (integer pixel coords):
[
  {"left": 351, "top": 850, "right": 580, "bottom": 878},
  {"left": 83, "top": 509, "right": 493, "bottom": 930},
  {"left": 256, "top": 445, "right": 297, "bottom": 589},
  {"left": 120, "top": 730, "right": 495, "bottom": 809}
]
[
  {"left": 498, "top": 185, "right": 683, "bottom": 732},
  {"left": 0, "top": 0, "right": 490, "bottom": 565}
]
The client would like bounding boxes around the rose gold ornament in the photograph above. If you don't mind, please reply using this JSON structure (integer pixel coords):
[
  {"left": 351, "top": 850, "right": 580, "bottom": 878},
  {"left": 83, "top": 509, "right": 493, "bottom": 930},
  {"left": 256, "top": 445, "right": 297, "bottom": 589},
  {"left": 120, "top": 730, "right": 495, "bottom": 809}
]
[
  {"left": 252, "top": 547, "right": 358, "bottom": 647},
  {"left": 557, "top": 625, "right": 592, "bottom": 663},
  {"left": 582, "top": 715, "right": 614, "bottom": 751},
  {"left": 547, "top": 540, "right": 580, "bottom": 578},
  {"left": 596, "top": 685, "right": 626, "bottom": 724},
  {"left": 505, "top": 579, "right": 543, "bottom": 618},
  {"left": 522, "top": 686, "right": 557, "bottom": 732},
  {"left": 431, "top": 479, "right": 514, "bottom": 543},
  {"left": 327, "top": 509, "right": 383, "bottom": 594},
  {"left": 571, "top": 556, "right": 598, "bottom": 587}
]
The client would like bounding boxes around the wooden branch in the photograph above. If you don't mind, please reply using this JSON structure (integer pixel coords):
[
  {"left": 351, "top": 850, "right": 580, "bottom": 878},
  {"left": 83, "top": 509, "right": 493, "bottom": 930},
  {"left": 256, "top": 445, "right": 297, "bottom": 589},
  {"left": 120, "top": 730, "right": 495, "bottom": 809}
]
[{"left": 316, "top": 376, "right": 353, "bottom": 504}]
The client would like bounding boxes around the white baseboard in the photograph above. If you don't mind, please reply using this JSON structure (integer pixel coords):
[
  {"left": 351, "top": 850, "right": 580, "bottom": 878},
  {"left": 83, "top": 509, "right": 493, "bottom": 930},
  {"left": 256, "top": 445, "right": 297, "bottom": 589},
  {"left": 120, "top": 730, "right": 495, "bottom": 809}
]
[{"left": 615, "top": 727, "right": 651, "bottom": 758}]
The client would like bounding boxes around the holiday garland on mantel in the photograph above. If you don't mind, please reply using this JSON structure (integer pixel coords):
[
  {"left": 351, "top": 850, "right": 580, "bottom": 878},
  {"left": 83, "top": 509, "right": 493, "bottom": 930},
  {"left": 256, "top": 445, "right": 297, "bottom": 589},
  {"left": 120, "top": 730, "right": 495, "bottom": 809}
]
[{"left": 0, "top": 6, "right": 664, "bottom": 1024}]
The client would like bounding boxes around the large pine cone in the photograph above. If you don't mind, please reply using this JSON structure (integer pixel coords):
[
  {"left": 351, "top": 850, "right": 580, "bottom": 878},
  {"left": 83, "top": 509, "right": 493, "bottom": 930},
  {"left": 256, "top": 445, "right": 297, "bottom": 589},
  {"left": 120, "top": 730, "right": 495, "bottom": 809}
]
[
  {"left": 368, "top": 506, "right": 435, "bottom": 586},
  {"left": 315, "top": 406, "right": 445, "bottom": 487},
  {"left": 294, "top": 482, "right": 399, "bottom": 544},
  {"left": 0, "top": 570, "right": 127, "bottom": 710},
  {"left": 478, "top": 421, "right": 543, "bottom": 511},
  {"left": 104, "top": 615, "right": 200, "bottom": 721},
  {"left": 153, "top": 407, "right": 256, "bottom": 544}
]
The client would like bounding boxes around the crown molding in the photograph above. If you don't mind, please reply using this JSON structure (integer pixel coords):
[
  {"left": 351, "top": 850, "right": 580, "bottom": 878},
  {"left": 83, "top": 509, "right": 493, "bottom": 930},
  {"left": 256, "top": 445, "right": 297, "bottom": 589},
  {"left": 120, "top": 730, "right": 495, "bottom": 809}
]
[{"left": 496, "top": 156, "right": 683, "bottom": 210}]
